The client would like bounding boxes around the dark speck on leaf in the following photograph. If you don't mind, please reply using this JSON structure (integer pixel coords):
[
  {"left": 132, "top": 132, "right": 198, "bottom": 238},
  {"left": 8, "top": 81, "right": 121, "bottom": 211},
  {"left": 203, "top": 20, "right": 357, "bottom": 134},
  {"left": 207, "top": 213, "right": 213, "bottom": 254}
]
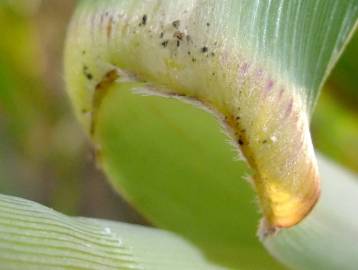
[
  {"left": 161, "top": 40, "right": 169, "bottom": 47},
  {"left": 201, "top": 46, "right": 208, "bottom": 53},
  {"left": 140, "top": 14, "right": 147, "bottom": 26},
  {"left": 160, "top": 32, "right": 164, "bottom": 38},
  {"left": 192, "top": 57, "right": 196, "bottom": 62},
  {"left": 177, "top": 40, "right": 180, "bottom": 47},
  {"left": 83, "top": 65, "right": 93, "bottom": 80},
  {"left": 262, "top": 140, "right": 268, "bottom": 144},
  {"left": 206, "top": 22, "right": 210, "bottom": 27},
  {"left": 238, "top": 139, "right": 244, "bottom": 145},
  {"left": 172, "top": 20, "right": 180, "bottom": 28}
]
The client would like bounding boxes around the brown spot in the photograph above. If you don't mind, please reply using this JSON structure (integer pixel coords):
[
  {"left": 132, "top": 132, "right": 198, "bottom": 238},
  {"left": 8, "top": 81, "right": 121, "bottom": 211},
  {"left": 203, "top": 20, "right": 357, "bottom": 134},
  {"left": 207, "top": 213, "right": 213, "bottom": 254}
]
[
  {"left": 173, "top": 31, "right": 184, "bottom": 40},
  {"left": 95, "top": 70, "right": 118, "bottom": 92},
  {"left": 91, "top": 70, "right": 119, "bottom": 136}
]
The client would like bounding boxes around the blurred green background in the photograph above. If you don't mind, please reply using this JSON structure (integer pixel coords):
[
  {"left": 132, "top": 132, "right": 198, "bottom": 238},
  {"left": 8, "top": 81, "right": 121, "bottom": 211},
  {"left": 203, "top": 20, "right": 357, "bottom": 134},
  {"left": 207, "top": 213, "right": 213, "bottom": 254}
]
[
  {"left": 0, "top": 0, "right": 357, "bottom": 224},
  {"left": 0, "top": 0, "right": 146, "bottom": 224}
]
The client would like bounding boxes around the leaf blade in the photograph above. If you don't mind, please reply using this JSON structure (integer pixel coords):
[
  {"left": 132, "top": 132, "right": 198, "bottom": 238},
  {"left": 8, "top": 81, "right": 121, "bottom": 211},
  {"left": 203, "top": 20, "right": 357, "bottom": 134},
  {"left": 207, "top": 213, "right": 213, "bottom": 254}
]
[{"left": 0, "top": 193, "right": 228, "bottom": 270}]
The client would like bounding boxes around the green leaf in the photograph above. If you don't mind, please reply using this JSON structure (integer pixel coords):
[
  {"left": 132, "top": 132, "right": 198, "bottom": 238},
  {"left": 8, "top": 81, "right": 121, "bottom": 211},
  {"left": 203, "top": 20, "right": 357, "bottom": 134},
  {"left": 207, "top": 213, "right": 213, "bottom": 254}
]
[
  {"left": 64, "top": 0, "right": 358, "bottom": 269},
  {"left": 311, "top": 31, "right": 358, "bottom": 173},
  {"left": 94, "top": 83, "right": 281, "bottom": 269},
  {"left": 312, "top": 90, "right": 358, "bottom": 172},
  {"left": 0, "top": 193, "right": 228, "bottom": 270}
]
